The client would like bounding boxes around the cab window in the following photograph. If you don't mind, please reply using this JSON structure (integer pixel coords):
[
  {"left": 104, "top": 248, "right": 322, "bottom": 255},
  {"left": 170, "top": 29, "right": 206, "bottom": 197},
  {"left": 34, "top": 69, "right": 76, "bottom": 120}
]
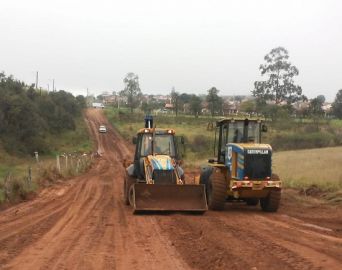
[
  {"left": 140, "top": 134, "right": 175, "bottom": 156},
  {"left": 228, "top": 122, "right": 244, "bottom": 143},
  {"left": 247, "top": 122, "right": 260, "bottom": 143}
]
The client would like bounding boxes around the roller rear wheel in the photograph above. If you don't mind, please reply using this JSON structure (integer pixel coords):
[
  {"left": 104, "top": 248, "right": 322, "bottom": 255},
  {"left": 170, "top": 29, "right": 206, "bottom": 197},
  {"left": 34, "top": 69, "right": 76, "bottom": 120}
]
[{"left": 260, "top": 190, "right": 281, "bottom": 212}]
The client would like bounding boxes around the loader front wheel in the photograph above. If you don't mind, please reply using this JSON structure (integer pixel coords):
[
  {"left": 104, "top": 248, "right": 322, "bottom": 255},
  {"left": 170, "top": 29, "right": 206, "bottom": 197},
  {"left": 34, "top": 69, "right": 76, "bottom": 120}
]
[
  {"left": 207, "top": 171, "right": 227, "bottom": 210},
  {"left": 124, "top": 175, "right": 136, "bottom": 205},
  {"left": 260, "top": 189, "right": 281, "bottom": 212},
  {"left": 128, "top": 184, "right": 135, "bottom": 207}
]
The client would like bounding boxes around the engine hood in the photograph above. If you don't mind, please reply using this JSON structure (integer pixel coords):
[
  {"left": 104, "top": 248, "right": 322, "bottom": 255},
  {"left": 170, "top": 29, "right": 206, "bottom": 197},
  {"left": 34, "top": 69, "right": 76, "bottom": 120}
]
[{"left": 146, "top": 155, "right": 175, "bottom": 171}]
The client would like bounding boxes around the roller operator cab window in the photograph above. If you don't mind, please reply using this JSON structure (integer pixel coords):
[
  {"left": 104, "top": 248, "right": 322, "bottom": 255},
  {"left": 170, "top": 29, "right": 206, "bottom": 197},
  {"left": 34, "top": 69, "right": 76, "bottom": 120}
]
[
  {"left": 247, "top": 121, "right": 260, "bottom": 143},
  {"left": 227, "top": 121, "right": 260, "bottom": 144},
  {"left": 228, "top": 122, "right": 244, "bottom": 143},
  {"left": 141, "top": 134, "right": 176, "bottom": 156}
]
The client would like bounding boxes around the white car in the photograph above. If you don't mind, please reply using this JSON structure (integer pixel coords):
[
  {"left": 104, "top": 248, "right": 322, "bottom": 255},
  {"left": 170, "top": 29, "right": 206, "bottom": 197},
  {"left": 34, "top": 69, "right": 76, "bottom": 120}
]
[{"left": 99, "top": 125, "right": 107, "bottom": 133}]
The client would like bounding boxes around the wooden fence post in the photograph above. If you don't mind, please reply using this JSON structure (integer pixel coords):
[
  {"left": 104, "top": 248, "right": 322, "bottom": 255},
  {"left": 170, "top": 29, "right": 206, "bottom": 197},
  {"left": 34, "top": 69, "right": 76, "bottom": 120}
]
[{"left": 56, "top": 155, "right": 61, "bottom": 173}]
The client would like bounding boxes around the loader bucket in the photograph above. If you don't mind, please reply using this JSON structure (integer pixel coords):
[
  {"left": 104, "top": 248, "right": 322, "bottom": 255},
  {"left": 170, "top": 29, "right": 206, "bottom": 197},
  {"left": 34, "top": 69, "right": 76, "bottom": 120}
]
[{"left": 130, "top": 184, "right": 208, "bottom": 213}]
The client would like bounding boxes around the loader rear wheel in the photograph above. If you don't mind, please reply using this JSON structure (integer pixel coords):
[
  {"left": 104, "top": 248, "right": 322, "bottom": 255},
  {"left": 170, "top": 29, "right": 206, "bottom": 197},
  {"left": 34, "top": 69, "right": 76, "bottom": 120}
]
[
  {"left": 260, "top": 189, "right": 281, "bottom": 212},
  {"left": 207, "top": 171, "right": 227, "bottom": 210},
  {"left": 124, "top": 175, "right": 136, "bottom": 205}
]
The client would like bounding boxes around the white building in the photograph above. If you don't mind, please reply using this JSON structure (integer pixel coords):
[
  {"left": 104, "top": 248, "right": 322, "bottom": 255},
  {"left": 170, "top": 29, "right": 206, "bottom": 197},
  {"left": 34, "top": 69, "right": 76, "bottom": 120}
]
[{"left": 92, "top": 102, "right": 105, "bottom": 109}]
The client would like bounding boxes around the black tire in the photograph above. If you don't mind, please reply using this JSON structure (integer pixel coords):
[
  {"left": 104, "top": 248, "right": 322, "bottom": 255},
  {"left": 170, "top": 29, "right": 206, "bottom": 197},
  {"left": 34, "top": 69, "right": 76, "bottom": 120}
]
[
  {"left": 124, "top": 174, "right": 136, "bottom": 205},
  {"left": 260, "top": 189, "right": 281, "bottom": 212},
  {"left": 207, "top": 171, "right": 227, "bottom": 210},
  {"left": 128, "top": 184, "right": 135, "bottom": 207},
  {"left": 246, "top": 198, "right": 259, "bottom": 206}
]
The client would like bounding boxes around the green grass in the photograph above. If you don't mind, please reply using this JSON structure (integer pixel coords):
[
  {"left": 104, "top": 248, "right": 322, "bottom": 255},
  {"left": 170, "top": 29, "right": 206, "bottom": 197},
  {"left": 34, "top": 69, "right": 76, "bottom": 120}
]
[{"left": 329, "top": 119, "right": 342, "bottom": 128}]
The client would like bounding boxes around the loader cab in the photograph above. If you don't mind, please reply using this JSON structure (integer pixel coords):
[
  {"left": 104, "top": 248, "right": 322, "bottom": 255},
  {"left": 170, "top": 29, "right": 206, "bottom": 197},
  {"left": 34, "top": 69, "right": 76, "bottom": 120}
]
[
  {"left": 132, "top": 129, "right": 182, "bottom": 178},
  {"left": 135, "top": 130, "right": 177, "bottom": 158},
  {"left": 215, "top": 119, "right": 265, "bottom": 164}
]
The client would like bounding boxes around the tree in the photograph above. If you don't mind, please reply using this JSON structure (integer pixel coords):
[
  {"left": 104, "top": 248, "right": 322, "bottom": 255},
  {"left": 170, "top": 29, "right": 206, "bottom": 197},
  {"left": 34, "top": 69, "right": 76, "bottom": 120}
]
[
  {"left": 0, "top": 72, "right": 84, "bottom": 154},
  {"left": 240, "top": 100, "right": 256, "bottom": 113},
  {"left": 332, "top": 89, "right": 342, "bottom": 119},
  {"left": 206, "top": 87, "right": 220, "bottom": 117},
  {"left": 120, "top": 72, "right": 142, "bottom": 113},
  {"left": 179, "top": 93, "right": 191, "bottom": 104},
  {"left": 189, "top": 95, "right": 202, "bottom": 117},
  {"left": 171, "top": 87, "right": 180, "bottom": 116},
  {"left": 76, "top": 95, "right": 87, "bottom": 109},
  {"left": 308, "top": 96, "right": 324, "bottom": 117},
  {"left": 253, "top": 47, "right": 305, "bottom": 105},
  {"left": 317, "top": 95, "right": 325, "bottom": 104},
  {"left": 141, "top": 101, "right": 153, "bottom": 114}
]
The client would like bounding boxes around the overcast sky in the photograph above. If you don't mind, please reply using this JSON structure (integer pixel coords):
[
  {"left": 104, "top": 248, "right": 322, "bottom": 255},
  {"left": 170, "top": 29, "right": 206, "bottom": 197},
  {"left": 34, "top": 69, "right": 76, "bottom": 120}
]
[{"left": 1, "top": 0, "right": 341, "bottom": 101}]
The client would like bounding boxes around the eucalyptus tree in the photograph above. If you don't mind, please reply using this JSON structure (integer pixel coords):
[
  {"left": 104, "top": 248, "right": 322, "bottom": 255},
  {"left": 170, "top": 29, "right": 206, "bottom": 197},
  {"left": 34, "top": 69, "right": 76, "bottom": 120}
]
[{"left": 253, "top": 47, "right": 305, "bottom": 105}]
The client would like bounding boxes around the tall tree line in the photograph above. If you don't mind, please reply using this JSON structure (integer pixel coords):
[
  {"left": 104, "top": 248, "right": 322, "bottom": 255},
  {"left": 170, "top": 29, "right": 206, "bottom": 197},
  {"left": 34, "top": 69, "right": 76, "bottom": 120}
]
[{"left": 0, "top": 72, "right": 86, "bottom": 154}]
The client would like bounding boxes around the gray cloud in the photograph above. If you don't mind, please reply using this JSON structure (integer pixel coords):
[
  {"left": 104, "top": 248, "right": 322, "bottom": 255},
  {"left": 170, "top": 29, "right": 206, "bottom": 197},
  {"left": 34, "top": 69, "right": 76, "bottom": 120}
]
[{"left": 1, "top": 0, "right": 341, "bottom": 101}]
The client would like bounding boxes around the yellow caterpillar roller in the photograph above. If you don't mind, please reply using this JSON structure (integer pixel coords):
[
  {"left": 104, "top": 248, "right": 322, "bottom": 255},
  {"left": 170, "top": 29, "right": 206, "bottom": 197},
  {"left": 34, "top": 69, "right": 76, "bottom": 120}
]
[{"left": 123, "top": 116, "right": 207, "bottom": 214}]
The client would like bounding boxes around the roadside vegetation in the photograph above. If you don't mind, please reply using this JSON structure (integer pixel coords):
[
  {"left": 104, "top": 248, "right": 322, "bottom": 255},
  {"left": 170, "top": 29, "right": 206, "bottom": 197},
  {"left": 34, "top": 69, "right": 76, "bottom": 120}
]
[
  {"left": 0, "top": 116, "right": 93, "bottom": 205},
  {"left": 0, "top": 72, "right": 87, "bottom": 155},
  {"left": 0, "top": 73, "right": 93, "bottom": 206}
]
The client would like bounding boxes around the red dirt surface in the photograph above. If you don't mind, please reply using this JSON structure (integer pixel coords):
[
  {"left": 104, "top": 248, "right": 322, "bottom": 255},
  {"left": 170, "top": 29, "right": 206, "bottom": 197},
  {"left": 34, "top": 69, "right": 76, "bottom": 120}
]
[{"left": 0, "top": 109, "right": 341, "bottom": 270}]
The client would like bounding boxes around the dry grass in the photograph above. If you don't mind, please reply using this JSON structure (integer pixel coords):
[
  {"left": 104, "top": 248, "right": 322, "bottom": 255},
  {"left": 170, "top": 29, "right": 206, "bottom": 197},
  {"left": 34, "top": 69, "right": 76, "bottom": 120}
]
[{"left": 273, "top": 146, "right": 342, "bottom": 191}]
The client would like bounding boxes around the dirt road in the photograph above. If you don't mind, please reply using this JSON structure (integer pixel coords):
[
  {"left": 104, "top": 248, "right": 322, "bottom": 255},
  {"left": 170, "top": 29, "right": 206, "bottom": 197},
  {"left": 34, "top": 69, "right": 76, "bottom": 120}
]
[{"left": 0, "top": 109, "right": 341, "bottom": 270}]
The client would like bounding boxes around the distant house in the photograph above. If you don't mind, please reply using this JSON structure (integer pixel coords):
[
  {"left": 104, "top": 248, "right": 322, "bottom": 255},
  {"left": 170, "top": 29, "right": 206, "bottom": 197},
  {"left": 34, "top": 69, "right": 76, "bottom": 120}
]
[
  {"left": 293, "top": 101, "right": 310, "bottom": 112},
  {"left": 164, "top": 103, "right": 174, "bottom": 110},
  {"left": 224, "top": 101, "right": 239, "bottom": 115},
  {"left": 322, "top": 103, "right": 332, "bottom": 113},
  {"left": 92, "top": 102, "right": 105, "bottom": 109}
]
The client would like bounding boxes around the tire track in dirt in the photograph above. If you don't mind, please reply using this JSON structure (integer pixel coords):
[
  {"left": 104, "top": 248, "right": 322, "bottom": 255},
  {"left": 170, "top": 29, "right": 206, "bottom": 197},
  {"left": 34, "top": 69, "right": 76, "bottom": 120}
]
[{"left": 158, "top": 205, "right": 342, "bottom": 270}]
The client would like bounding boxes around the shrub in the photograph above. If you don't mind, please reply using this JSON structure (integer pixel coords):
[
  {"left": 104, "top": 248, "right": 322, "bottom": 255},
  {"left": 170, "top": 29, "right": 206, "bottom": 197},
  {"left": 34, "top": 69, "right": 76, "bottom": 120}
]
[{"left": 271, "top": 132, "right": 335, "bottom": 150}]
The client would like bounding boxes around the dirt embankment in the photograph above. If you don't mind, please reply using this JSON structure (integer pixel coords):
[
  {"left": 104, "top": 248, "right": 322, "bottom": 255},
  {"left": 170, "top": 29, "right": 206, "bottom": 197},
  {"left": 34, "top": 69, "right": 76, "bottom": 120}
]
[{"left": 0, "top": 108, "right": 341, "bottom": 270}]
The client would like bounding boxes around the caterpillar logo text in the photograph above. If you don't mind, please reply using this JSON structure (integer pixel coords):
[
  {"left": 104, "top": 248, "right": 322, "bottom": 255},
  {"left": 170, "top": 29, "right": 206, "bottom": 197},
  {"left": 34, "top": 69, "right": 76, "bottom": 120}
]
[{"left": 247, "top": 149, "right": 269, "bottom": 154}]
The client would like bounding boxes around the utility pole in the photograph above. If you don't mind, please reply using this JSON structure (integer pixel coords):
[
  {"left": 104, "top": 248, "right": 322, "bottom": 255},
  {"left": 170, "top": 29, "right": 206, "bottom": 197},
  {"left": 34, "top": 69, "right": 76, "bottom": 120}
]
[
  {"left": 35, "top": 71, "right": 38, "bottom": 89},
  {"left": 52, "top": 79, "right": 55, "bottom": 92},
  {"left": 86, "top": 88, "right": 89, "bottom": 107}
]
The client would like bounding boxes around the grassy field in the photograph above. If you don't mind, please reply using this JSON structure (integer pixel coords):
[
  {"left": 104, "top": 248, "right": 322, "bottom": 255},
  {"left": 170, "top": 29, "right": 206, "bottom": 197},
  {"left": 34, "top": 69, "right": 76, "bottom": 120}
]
[
  {"left": 0, "top": 116, "right": 93, "bottom": 204},
  {"left": 273, "top": 147, "right": 342, "bottom": 192}
]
